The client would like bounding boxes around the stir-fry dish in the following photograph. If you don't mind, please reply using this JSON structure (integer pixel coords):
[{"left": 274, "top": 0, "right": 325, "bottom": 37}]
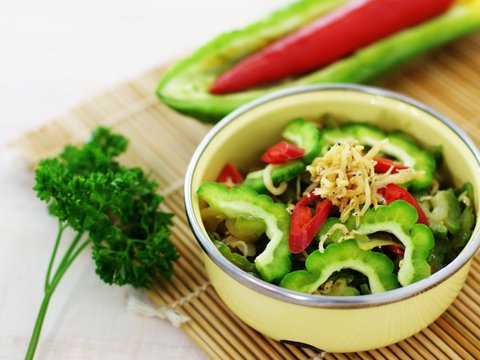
[{"left": 197, "top": 117, "right": 476, "bottom": 295}]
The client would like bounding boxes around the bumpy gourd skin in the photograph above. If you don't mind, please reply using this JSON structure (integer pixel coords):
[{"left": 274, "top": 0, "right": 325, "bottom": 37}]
[
  {"left": 280, "top": 240, "right": 398, "bottom": 294},
  {"left": 319, "top": 123, "right": 436, "bottom": 190},
  {"left": 197, "top": 182, "right": 291, "bottom": 282},
  {"left": 346, "top": 200, "right": 434, "bottom": 286}
]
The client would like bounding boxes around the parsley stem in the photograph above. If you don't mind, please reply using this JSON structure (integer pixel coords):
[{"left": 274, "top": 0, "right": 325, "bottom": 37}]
[
  {"left": 25, "top": 290, "right": 52, "bottom": 360},
  {"left": 50, "top": 238, "right": 91, "bottom": 291},
  {"left": 25, "top": 232, "right": 90, "bottom": 360},
  {"left": 44, "top": 222, "right": 66, "bottom": 291},
  {"left": 53, "top": 231, "right": 84, "bottom": 281}
]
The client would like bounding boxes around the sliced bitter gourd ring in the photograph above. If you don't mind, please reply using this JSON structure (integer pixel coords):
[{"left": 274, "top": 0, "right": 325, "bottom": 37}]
[
  {"left": 197, "top": 182, "right": 291, "bottom": 282},
  {"left": 283, "top": 118, "right": 322, "bottom": 163},
  {"left": 242, "top": 160, "right": 305, "bottom": 194},
  {"left": 347, "top": 200, "right": 435, "bottom": 286},
  {"left": 320, "top": 123, "right": 436, "bottom": 190},
  {"left": 280, "top": 240, "right": 398, "bottom": 294}
]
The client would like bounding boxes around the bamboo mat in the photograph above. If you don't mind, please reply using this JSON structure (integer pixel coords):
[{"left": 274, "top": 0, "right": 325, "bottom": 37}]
[{"left": 12, "top": 32, "right": 480, "bottom": 360}]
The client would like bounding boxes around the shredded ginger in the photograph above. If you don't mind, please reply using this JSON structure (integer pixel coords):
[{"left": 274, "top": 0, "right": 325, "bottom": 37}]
[{"left": 307, "top": 140, "right": 423, "bottom": 223}]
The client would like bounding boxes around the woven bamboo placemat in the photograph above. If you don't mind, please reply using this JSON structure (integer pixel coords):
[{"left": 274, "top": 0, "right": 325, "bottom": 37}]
[{"left": 13, "top": 32, "right": 480, "bottom": 359}]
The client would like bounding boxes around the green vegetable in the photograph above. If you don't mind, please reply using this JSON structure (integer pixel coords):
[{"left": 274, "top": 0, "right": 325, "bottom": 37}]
[
  {"left": 201, "top": 206, "right": 227, "bottom": 232},
  {"left": 318, "top": 275, "right": 360, "bottom": 296},
  {"left": 316, "top": 217, "right": 401, "bottom": 251},
  {"left": 428, "top": 236, "right": 451, "bottom": 273},
  {"left": 427, "top": 184, "right": 476, "bottom": 270},
  {"left": 451, "top": 206, "right": 476, "bottom": 250},
  {"left": 157, "top": 1, "right": 480, "bottom": 122},
  {"left": 320, "top": 123, "right": 436, "bottom": 190},
  {"left": 27, "top": 128, "right": 177, "bottom": 360},
  {"left": 354, "top": 234, "right": 401, "bottom": 251},
  {"left": 422, "top": 189, "right": 462, "bottom": 239},
  {"left": 326, "top": 279, "right": 360, "bottom": 296},
  {"left": 453, "top": 206, "right": 476, "bottom": 246},
  {"left": 242, "top": 159, "right": 305, "bottom": 194},
  {"left": 197, "top": 182, "right": 291, "bottom": 282},
  {"left": 213, "top": 239, "right": 257, "bottom": 273},
  {"left": 346, "top": 200, "right": 434, "bottom": 286},
  {"left": 226, "top": 215, "right": 266, "bottom": 242},
  {"left": 360, "top": 283, "right": 372, "bottom": 295},
  {"left": 315, "top": 217, "right": 346, "bottom": 245},
  {"left": 280, "top": 240, "right": 398, "bottom": 294},
  {"left": 451, "top": 182, "right": 476, "bottom": 250},
  {"left": 433, "top": 189, "right": 462, "bottom": 234},
  {"left": 457, "top": 181, "right": 475, "bottom": 208},
  {"left": 283, "top": 118, "right": 321, "bottom": 163}
]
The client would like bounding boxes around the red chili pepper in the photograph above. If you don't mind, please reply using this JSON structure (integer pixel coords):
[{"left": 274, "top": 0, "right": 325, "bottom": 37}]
[
  {"left": 378, "top": 183, "right": 429, "bottom": 226},
  {"left": 289, "top": 206, "right": 313, "bottom": 254},
  {"left": 296, "top": 190, "right": 320, "bottom": 207},
  {"left": 373, "top": 157, "right": 409, "bottom": 174},
  {"left": 217, "top": 163, "right": 243, "bottom": 185},
  {"left": 210, "top": 0, "right": 453, "bottom": 94},
  {"left": 386, "top": 245, "right": 405, "bottom": 257},
  {"left": 261, "top": 141, "right": 305, "bottom": 164},
  {"left": 289, "top": 195, "right": 332, "bottom": 254}
]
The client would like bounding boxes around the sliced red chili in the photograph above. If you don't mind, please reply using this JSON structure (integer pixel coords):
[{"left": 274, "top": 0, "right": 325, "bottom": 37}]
[
  {"left": 217, "top": 163, "right": 243, "bottom": 185},
  {"left": 289, "top": 206, "right": 312, "bottom": 248},
  {"left": 261, "top": 141, "right": 305, "bottom": 164},
  {"left": 373, "top": 157, "right": 409, "bottom": 173},
  {"left": 386, "top": 245, "right": 405, "bottom": 257},
  {"left": 296, "top": 190, "right": 320, "bottom": 207},
  {"left": 289, "top": 196, "right": 332, "bottom": 254},
  {"left": 379, "top": 183, "right": 429, "bottom": 226}
]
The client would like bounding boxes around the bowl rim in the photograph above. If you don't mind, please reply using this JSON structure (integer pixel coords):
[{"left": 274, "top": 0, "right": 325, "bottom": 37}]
[{"left": 184, "top": 84, "right": 480, "bottom": 308}]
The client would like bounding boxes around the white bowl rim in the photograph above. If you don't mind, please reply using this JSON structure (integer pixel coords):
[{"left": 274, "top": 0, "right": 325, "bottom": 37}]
[{"left": 184, "top": 84, "right": 480, "bottom": 308}]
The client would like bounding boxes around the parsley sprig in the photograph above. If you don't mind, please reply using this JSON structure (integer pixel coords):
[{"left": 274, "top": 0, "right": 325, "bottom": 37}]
[{"left": 26, "top": 127, "right": 178, "bottom": 359}]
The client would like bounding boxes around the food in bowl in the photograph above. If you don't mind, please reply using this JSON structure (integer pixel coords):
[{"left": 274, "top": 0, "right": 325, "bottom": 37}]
[
  {"left": 197, "top": 117, "right": 476, "bottom": 295},
  {"left": 185, "top": 85, "right": 480, "bottom": 351}
]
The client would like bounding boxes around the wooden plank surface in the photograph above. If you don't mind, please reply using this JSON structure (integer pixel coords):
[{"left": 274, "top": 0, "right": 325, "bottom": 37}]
[{"left": 12, "top": 32, "right": 480, "bottom": 360}]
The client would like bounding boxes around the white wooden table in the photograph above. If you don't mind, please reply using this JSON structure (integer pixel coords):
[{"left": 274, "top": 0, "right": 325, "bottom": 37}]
[{"left": 0, "top": 1, "right": 287, "bottom": 358}]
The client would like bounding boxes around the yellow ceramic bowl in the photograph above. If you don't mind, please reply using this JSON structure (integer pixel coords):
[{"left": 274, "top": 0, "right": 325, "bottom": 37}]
[{"left": 184, "top": 85, "right": 480, "bottom": 352}]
